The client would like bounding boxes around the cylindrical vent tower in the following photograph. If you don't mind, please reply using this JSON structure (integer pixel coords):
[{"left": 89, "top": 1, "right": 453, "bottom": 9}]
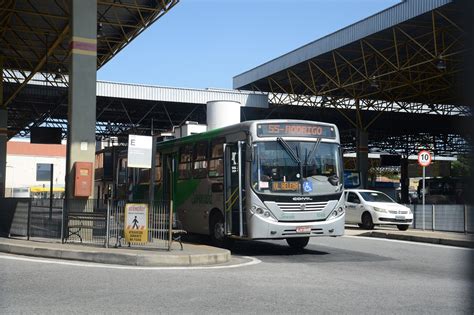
[{"left": 206, "top": 100, "right": 241, "bottom": 130}]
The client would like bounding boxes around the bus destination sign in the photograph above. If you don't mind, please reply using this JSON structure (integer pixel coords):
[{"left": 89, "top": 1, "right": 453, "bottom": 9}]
[
  {"left": 257, "top": 123, "right": 336, "bottom": 138},
  {"left": 272, "top": 181, "right": 300, "bottom": 192}
]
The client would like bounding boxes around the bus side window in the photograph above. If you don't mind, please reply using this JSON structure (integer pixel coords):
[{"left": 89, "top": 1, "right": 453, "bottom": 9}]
[
  {"left": 209, "top": 139, "right": 224, "bottom": 178},
  {"left": 179, "top": 145, "right": 193, "bottom": 179},
  {"left": 193, "top": 141, "right": 208, "bottom": 178}
]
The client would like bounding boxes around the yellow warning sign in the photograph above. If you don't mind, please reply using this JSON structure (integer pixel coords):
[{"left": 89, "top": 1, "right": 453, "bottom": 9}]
[{"left": 124, "top": 203, "right": 148, "bottom": 244}]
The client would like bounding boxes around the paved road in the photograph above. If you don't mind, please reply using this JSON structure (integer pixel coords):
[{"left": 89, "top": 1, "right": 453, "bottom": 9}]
[{"left": 1, "top": 236, "right": 472, "bottom": 314}]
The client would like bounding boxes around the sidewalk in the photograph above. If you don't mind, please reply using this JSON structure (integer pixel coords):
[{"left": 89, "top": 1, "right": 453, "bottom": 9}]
[
  {"left": 1, "top": 228, "right": 471, "bottom": 267},
  {"left": 345, "top": 226, "right": 474, "bottom": 248},
  {"left": 0, "top": 237, "right": 231, "bottom": 266}
]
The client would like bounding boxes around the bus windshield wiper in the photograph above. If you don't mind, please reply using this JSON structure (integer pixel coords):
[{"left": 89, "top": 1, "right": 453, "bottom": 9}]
[
  {"left": 304, "top": 138, "right": 321, "bottom": 166},
  {"left": 276, "top": 137, "right": 300, "bottom": 165}
]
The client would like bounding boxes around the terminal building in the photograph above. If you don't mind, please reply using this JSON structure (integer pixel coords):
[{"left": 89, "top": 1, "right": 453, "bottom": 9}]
[{"left": 0, "top": 0, "right": 472, "bottom": 241}]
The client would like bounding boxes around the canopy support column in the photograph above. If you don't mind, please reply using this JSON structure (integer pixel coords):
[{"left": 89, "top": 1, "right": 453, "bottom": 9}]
[{"left": 65, "top": 0, "right": 97, "bottom": 202}]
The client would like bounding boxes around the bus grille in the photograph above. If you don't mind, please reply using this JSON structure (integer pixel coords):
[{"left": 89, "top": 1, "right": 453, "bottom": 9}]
[
  {"left": 282, "top": 228, "right": 324, "bottom": 236},
  {"left": 277, "top": 201, "right": 328, "bottom": 212}
]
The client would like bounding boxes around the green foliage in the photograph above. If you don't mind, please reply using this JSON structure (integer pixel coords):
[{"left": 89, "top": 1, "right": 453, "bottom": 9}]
[{"left": 451, "top": 156, "right": 472, "bottom": 177}]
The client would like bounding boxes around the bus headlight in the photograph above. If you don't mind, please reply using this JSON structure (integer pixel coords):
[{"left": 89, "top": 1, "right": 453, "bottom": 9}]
[
  {"left": 250, "top": 206, "right": 257, "bottom": 214},
  {"left": 263, "top": 210, "right": 277, "bottom": 221},
  {"left": 331, "top": 207, "right": 344, "bottom": 218},
  {"left": 251, "top": 205, "right": 277, "bottom": 222}
]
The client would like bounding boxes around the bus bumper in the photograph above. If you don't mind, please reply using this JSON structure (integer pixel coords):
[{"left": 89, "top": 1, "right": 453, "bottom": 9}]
[{"left": 247, "top": 213, "right": 345, "bottom": 239}]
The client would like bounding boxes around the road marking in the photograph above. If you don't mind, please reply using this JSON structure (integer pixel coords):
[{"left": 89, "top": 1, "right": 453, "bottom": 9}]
[
  {"left": 343, "top": 235, "right": 473, "bottom": 250},
  {"left": 0, "top": 253, "right": 261, "bottom": 270}
]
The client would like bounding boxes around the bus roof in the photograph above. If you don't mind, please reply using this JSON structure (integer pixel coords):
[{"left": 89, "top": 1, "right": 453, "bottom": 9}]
[{"left": 155, "top": 119, "right": 339, "bottom": 150}]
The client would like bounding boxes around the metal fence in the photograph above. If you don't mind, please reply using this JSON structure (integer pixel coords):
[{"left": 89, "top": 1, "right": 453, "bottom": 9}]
[
  {"left": 2, "top": 197, "right": 472, "bottom": 246},
  {"left": 1, "top": 198, "right": 174, "bottom": 250},
  {"left": 108, "top": 199, "right": 171, "bottom": 249},
  {"left": 407, "top": 204, "right": 474, "bottom": 233}
]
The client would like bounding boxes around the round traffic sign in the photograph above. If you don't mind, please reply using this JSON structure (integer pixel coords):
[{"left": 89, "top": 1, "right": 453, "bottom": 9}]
[{"left": 418, "top": 150, "right": 432, "bottom": 167}]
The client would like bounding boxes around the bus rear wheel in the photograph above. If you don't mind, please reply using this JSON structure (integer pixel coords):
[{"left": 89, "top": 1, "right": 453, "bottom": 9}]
[{"left": 286, "top": 237, "right": 309, "bottom": 250}]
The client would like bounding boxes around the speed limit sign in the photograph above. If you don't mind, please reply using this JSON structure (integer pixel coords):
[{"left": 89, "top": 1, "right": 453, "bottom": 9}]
[{"left": 418, "top": 150, "right": 432, "bottom": 167}]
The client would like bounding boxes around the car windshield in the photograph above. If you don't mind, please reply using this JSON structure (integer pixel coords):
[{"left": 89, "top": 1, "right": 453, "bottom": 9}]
[
  {"left": 359, "top": 191, "right": 395, "bottom": 203},
  {"left": 251, "top": 141, "right": 342, "bottom": 196}
]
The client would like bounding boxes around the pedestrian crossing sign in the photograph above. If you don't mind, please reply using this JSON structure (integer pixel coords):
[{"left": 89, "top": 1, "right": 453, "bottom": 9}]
[{"left": 125, "top": 203, "right": 148, "bottom": 244}]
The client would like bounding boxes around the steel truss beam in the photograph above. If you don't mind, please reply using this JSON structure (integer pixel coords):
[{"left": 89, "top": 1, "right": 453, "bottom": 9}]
[
  {"left": 341, "top": 131, "right": 471, "bottom": 156},
  {"left": 252, "top": 7, "right": 468, "bottom": 114},
  {"left": 246, "top": 6, "right": 471, "bottom": 157},
  {"left": 1, "top": 0, "right": 179, "bottom": 117}
]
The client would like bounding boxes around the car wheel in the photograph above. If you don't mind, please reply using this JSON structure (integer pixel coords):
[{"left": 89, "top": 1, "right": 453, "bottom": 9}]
[
  {"left": 397, "top": 225, "right": 409, "bottom": 231},
  {"left": 286, "top": 237, "right": 309, "bottom": 250},
  {"left": 361, "top": 212, "right": 374, "bottom": 230}
]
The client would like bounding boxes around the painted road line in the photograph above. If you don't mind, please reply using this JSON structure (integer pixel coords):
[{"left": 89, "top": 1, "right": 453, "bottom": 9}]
[
  {"left": 343, "top": 235, "right": 474, "bottom": 250},
  {"left": 0, "top": 253, "right": 261, "bottom": 270}
]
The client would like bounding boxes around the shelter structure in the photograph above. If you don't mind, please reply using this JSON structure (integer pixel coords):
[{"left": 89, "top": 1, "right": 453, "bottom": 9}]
[
  {"left": 0, "top": 0, "right": 178, "bottom": 198},
  {"left": 233, "top": 0, "right": 472, "bottom": 201}
]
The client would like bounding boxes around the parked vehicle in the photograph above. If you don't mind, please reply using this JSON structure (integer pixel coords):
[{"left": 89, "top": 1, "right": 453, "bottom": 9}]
[{"left": 344, "top": 189, "right": 413, "bottom": 231}]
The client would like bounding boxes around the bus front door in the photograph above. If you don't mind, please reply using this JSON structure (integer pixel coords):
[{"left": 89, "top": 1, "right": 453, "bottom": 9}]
[{"left": 224, "top": 141, "right": 246, "bottom": 237}]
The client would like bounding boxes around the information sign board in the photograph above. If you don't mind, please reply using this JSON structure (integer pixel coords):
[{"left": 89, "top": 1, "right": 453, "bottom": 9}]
[{"left": 124, "top": 203, "right": 148, "bottom": 244}]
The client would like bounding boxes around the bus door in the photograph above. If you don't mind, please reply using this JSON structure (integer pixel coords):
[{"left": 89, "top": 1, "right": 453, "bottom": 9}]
[
  {"left": 224, "top": 141, "right": 246, "bottom": 237},
  {"left": 162, "top": 153, "right": 177, "bottom": 226}
]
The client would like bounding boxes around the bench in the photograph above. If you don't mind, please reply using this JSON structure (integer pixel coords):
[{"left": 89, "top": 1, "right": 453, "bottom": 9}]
[
  {"left": 65, "top": 211, "right": 107, "bottom": 244},
  {"left": 169, "top": 219, "right": 187, "bottom": 250}
]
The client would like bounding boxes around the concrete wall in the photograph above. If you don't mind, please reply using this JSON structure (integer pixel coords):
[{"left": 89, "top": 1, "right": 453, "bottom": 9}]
[{"left": 6, "top": 155, "right": 66, "bottom": 190}]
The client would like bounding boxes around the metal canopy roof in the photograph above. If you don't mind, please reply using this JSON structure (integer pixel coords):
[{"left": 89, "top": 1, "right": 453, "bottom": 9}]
[
  {"left": 233, "top": 0, "right": 466, "bottom": 108},
  {"left": 4, "top": 80, "right": 267, "bottom": 142},
  {"left": 1, "top": 0, "right": 178, "bottom": 107},
  {"left": 233, "top": 0, "right": 471, "bottom": 156}
]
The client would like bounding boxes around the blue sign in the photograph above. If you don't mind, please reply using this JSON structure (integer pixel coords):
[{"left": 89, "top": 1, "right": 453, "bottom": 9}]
[
  {"left": 303, "top": 181, "right": 313, "bottom": 193},
  {"left": 344, "top": 171, "right": 360, "bottom": 189}
]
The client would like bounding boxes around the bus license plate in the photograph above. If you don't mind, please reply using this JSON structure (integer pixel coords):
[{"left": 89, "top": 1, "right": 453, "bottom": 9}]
[{"left": 296, "top": 226, "right": 311, "bottom": 233}]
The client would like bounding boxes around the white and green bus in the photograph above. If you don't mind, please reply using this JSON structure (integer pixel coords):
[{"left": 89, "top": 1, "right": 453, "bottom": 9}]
[{"left": 146, "top": 119, "right": 345, "bottom": 249}]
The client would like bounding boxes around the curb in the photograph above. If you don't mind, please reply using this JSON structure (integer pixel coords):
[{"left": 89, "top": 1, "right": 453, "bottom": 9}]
[
  {"left": 0, "top": 242, "right": 231, "bottom": 266},
  {"left": 361, "top": 231, "right": 474, "bottom": 249}
]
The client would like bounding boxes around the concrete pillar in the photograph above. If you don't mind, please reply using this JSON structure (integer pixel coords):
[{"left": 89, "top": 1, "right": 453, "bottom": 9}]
[
  {"left": 400, "top": 157, "right": 409, "bottom": 203},
  {"left": 357, "top": 129, "right": 369, "bottom": 189},
  {"left": 0, "top": 56, "right": 6, "bottom": 198},
  {"left": 65, "top": 0, "right": 97, "bottom": 201}
]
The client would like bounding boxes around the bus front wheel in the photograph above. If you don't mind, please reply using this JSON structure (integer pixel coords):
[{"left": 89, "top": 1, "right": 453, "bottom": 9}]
[
  {"left": 286, "top": 237, "right": 309, "bottom": 250},
  {"left": 210, "top": 212, "right": 231, "bottom": 248}
]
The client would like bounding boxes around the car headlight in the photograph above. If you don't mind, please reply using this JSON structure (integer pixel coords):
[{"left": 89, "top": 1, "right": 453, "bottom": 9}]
[{"left": 373, "top": 207, "right": 387, "bottom": 213}]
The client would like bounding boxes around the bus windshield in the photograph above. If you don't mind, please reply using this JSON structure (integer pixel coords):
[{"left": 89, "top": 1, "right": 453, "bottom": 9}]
[{"left": 251, "top": 141, "right": 342, "bottom": 196}]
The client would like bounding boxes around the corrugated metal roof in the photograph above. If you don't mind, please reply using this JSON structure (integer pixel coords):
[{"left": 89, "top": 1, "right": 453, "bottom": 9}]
[
  {"left": 233, "top": 0, "right": 452, "bottom": 89},
  {"left": 97, "top": 81, "right": 268, "bottom": 108}
]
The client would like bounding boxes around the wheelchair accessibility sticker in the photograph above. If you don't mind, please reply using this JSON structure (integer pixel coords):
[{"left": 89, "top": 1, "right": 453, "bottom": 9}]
[{"left": 303, "top": 181, "right": 313, "bottom": 193}]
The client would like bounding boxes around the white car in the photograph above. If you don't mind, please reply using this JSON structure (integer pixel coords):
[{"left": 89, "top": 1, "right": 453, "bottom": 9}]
[{"left": 344, "top": 189, "right": 413, "bottom": 231}]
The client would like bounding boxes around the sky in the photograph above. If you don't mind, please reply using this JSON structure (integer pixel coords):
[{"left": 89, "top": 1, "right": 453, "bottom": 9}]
[{"left": 97, "top": 0, "right": 401, "bottom": 90}]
